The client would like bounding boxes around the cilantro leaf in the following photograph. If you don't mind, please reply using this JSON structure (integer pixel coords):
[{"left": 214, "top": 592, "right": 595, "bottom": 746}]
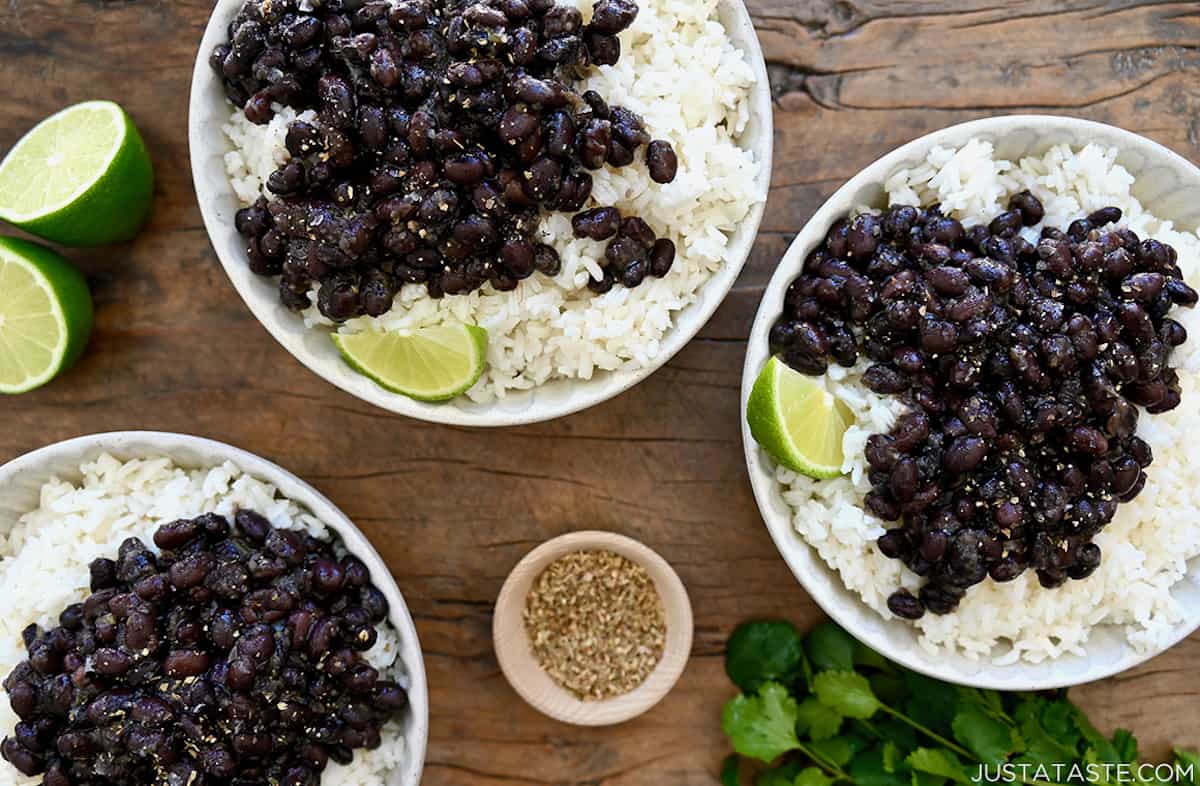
[
  {"left": 755, "top": 761, "right": 804, "bottom": 786},
  {"left": 811, "top": 734, "right": 870, "bottom": 768},
  {"left": 721, "top": 754, "right": 741, "bottom": 786},
  {"left": 951, "top": 705, "right": 1021, "bottom": 766},
  {"left": 805, "top": 622, "right": 857, "bottom": 673},
  {"left": 911, "top": 772, "right": 948, "bottom": 786},
  {"left": 1174, "top": 749, "right": 1200, "bottom": 786},
  {"left": 872, "top": 717, "right": 919, "bottom": 755},
  {"left": 727, "top": 621, "right": 808, "bottom": 694},
  {"left": 794, "top": 767, "right": 836, "bottom": 786},
  {"left": 722, "top": 683, "right": 803, "bottom": 763},
  {"left": 882, "top": 742, "right": 902, "bottom": 773},
  {"left": 1084, "top": 747, "right": 1118, "bottom": 786},
  {"left": 797, "top": 697, "right": 844, "bottom": 741},
  {"left": 906, "top": 749, "right": 972, "bottom": 784},
  {"left": 1041, "top": 699, "right": 1080, "bottom": 748},
  {"left": 716, "top": 617, "right": 1200, "bottom": 786},
  {"left": 1112, "top": 730, "right": 1138, "bottom": 764},
  {"left": 854, "top": 641, "right": 894, "bottom": 672},
  {"left": 903, "top": 672, "right": 958, "bottom": 738},
  {"left": 871, "top": 673, "right": 910, "bottom": 708},
  {"left": 851, "top": 747, "right": 910, "bottom": 786},
  {"left": 1013, "top": 698, "right": 1079, "bottom": 768},
  {"left": 956, "top": 688, "right": 1010, "bottom": 724},
  {"left": 1073, "top": 704, "right": 1119, "bottom": 765},
  {"left": 814, "top": 671, "right": 881, "bottom": 720}
]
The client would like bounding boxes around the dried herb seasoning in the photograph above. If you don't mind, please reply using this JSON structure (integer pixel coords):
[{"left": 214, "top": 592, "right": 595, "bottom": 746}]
[{"left": 523, "top": 550, "right": 666, "bottom": 701}]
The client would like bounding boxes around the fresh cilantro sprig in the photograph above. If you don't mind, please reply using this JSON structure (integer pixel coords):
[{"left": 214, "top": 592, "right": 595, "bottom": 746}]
[{"left": 719, "top": 620, "right": 1198, "bottom": 786}]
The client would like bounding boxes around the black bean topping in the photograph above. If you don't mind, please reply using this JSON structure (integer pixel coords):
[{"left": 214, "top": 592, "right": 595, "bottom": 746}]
[
  {"left": 220, "top": 0, "right": 665, "bottom": 315},
  {"left": 0, "top": 511, "right": 406, "bottom": 784},
  {"left": 590, "top": 0, "right": 639, "bottom": 33},
  {"left": 772, "top": 197, "right": 1193, "bottom": 616},
  {"left": 572, "top": 207, "right": 621, "bottom": 240},
  {"left": 650, "top": 238, "right": 676, "bottom": 278},
  {"left": 645, "top": 140, "right": 678, "bottom": 184},
  {"left": 1008, "top": 190, "right": 1045, "bottom": 225},
  {"left": 886, "top": 589, "right": 925, "bottom": 619}
]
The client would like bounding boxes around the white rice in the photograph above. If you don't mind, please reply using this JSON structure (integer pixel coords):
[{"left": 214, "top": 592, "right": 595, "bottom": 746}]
[
  {"left": 0, "top": 455, "right": 407, "bottom": 786},
  {"left": 222, "top": 0, "right": 763, "bottom": 402},
  {"left": 777, "top": 141, "right": 1200, "bottom": 664}
]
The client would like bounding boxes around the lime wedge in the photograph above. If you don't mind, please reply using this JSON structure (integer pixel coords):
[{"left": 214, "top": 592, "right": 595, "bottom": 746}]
[
  {"left": 747, "top": 356, "right": 854, "bottom": 478},
  {"left": 0, "top": 101, "right": 154, "bottom": 246},
  {"left": 0, "top": 237, "right": 93, "bottom": 394},
  {"left": 332, "top": 325, "right": 488, "bottom": 402}
]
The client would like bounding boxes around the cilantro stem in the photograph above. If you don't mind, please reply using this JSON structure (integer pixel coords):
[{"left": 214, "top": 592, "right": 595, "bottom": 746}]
[
  {"left": 875, "top": 708, "right": 1071, "bottom": 786},
  {"left": 878, "top": 705, "right": 973, "bottom": 759},
  {"left": 795, "top": 742, "right": 849, "bottom": 782}
]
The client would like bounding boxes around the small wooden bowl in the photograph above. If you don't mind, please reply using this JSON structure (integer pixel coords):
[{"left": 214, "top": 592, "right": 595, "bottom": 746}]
[{"left": 493, "top": 531, "right": 694, "bottom": 726}]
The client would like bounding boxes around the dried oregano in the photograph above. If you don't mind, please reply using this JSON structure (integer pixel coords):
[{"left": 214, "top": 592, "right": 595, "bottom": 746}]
[{"left": 523, "top": 550, "right": 666, "bottom": 701}]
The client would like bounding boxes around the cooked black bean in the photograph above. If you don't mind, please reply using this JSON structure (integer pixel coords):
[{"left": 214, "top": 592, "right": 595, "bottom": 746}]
[
  {"left": 1008, "top": 190, "right": 1045, "bottom": 225},
  {"left": 583, "top": 269, "right": 614, "bottom": 294},
  {"left": 1088, "top": 206, "right": 1122, "bottom": 227},
  {"left": 580, "top": 29, "right": 616, "bottom": 64},
  {"left": 591, "top": 0, "right": 639, "bottom": 33},
  {"left": 988, "top": 209, "right": 1024, "bottom": 237},
  {"left": 863, "top": 364, "right": 908, "bottom": 394},
  {"left": 770, "top": 197, "right": 1193, "bottom": 614},
  {"left": 89, "top": 559, "right": 117, "bottom": 591},
  {"left": 1, "top": 512, "right": 406, "bottom": 784},
  {"left": 645, "top": 140, "right": 678, "bottom": 184},
  {"left": 572, "top": 207, "right": 621, "bottom": 240},
  {"left": 533, "top": 243, "right": 562, "bottom": 276},
  {"left": 1167, "top": 277, "right": 1200, "bottom": 306},
  {"left": 577, "top": 118, "right": 612, "bottom": 169},
  {"left": 919, "top": 584, "right": 963, "bottom": 615},
  {"left": 649, "top": 238, "right": 676, "bottom": 278},
  {"left": 887, "top": 589, "right": 925, "bottom": 619}
]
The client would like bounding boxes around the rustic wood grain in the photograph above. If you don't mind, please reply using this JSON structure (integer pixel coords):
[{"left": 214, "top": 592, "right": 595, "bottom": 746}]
[{"left": 0, "top": 0, "right": 1199, "bottom": 782}]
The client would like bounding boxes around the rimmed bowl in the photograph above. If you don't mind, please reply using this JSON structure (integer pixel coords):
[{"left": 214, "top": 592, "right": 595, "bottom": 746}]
[
  {"left": 492, "top": 531, "right": 693, "bottom": 725},
  {"left": 0, "top": 431, "right": 429, "bottom": 785},
  {"left": 188, "top": 0, "right": 773, "bottom": 427},
  {"left": 742, "top": 115, "right": 1200, "bottom": 690}
]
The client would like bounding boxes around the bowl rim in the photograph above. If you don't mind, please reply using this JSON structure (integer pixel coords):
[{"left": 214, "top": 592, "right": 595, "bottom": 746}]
[
  {"left": 741, "top": 114, "right": 1200, "bottom": 690},
  {"left": 187, "top": 0, "right": 774, "bottom": 427},
  {"left": 492, "top": 530, "right": 693, "bottom": 726},
  {"left": 0, "top": 430, "right": 430, "bottom": 784}
]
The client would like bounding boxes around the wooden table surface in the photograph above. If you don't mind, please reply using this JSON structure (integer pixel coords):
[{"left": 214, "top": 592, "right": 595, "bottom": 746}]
[{"left": 2, "top": 1, "right": 1199, "bottom": 783}]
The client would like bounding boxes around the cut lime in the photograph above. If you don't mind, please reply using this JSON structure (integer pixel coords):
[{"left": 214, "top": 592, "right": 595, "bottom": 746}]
[
  {"left": 333, "top": 325, "right": 488, "bottom": 402},
  {"left": 0, "top": 237, "right": 93, "bottom": 394},
  {"left": 0, "top": 101, "right": 154, "bottom": 246},
  {"left": 747, "top": 356, "right": 854, "bottom": 479}
]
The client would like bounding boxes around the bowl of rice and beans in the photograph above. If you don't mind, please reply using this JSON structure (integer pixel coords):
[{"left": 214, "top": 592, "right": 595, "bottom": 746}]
[
  {"left": 743, "top": 115, "right": 1200, "bottom": 690},
  {"left": 189, "top": 0, "right": 771, "bottom": 425},
  {"left": 0, "top": 432, "right": 428, "bottom": 786}
]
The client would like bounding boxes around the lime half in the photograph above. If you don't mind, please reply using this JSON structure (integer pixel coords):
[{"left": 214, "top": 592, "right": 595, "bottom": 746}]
[
  {"left": 333, "top": 325, "right": 489, "bottom": 402},
  {"left": 0, "top": 237, "right": 93, "bottom": 393},
  {"left": 747, "top": 356, "right": 854, "bottom": 478},
  {"left": 0, "top": 101, "right": 154, "bottom": 246}
]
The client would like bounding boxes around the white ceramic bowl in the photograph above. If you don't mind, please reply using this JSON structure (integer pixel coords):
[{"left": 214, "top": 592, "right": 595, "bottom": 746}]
[
  {"left": 0, "top": 431, "right": 429, "bottom": 785},
  {"left": 188, "top": 0, "right": 773, "bottom": 427},
  {"left": 742, "top": 115, "right": 1200, "bottom": 690}
]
